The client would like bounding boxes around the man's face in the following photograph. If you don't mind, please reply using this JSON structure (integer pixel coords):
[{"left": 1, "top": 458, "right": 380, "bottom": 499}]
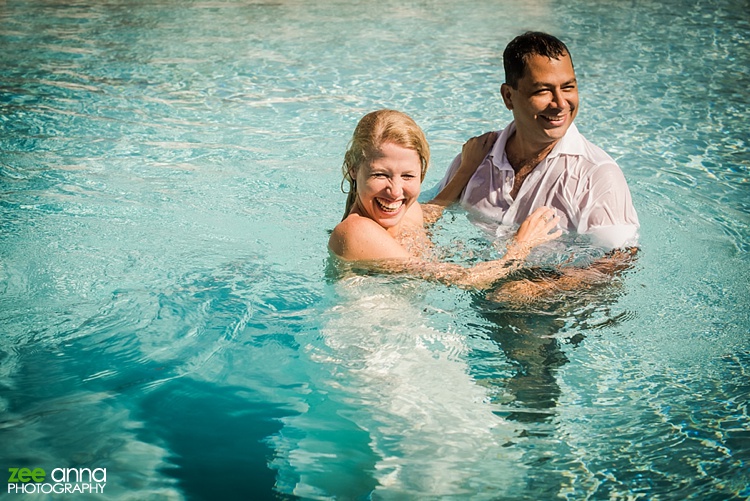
[{"left": 501, "top": 53, "right": 579, "bottom": 148}]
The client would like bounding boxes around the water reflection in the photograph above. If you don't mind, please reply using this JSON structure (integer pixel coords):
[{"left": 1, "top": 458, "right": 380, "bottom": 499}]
[
  {"left": 1, "top": 0, "right": 748, "bottom": 499},
  {"left": 480, "top": 309, "right": 568, "bottom": 424},
  {"left": 0, "top": 260, "right": 314, "bottom": 500},
  {"left": 273, "top": 279, "right": 527, "bottom": 499},
  {"left": 472, "top": 267, "right": 635, "bottom": 427}
]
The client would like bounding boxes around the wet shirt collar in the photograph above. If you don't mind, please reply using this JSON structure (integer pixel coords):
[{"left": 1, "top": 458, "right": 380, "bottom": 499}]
[{"left": 488, "top": 122, "right": 586, "bottom": 171}]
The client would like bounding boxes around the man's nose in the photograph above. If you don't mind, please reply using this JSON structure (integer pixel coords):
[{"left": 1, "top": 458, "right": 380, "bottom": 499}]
[{"left": 551, "top": 88, "right": 567, "bottom": 109}]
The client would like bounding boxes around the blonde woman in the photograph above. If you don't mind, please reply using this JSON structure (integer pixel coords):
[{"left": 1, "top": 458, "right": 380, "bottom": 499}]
[{"left": 329, "top": 109, "right": 561, "bottom": 289}]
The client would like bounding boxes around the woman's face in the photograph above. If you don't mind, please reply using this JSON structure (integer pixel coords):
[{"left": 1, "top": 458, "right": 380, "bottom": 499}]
[{"left": 353, "top": 142, "right": 422, "bottom": 232}]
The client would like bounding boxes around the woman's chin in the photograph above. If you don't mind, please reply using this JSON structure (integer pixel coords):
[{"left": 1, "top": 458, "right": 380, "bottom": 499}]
[
  {"left": 371, "top": 209, "right": 405, "bottom": 229},
  {"left": 375, "top": 215, "right": 402, "bottom": 230}
]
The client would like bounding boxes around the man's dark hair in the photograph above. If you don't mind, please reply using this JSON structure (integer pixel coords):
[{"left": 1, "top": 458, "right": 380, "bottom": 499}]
[{"left": 503, "top": 31, "right": 573, "bottom": 88}]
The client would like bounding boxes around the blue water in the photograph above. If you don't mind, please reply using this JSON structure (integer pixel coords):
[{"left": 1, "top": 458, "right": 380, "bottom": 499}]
[{"left": 1, "top": 0, "right": 748, "bottom": 499}]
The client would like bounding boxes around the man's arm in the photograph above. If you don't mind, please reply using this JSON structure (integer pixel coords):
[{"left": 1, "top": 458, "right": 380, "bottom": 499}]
[
  {"left": 488, "top": 160, "right": 641, "bottom": 303},
  {"left": 487, "top": 246, "right": 639, "bottom": 304},
  {"left": 579, "top": 162, "right": 640, "bottom": 248}
]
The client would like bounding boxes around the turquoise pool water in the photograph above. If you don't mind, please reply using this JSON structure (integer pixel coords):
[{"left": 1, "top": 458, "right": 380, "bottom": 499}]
[{"left": 1, "top": 0, "right": 748, "bottom": 499}]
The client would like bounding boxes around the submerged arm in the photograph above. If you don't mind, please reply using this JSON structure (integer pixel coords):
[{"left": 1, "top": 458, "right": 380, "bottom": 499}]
[
  {"left": 554, "top": 246, "right": 639, "bottom": 288},
  {"left": 347, "top": 256, "right": 519, "bottom": 290},
  {"left": 335, "top": 206, "right": 561, "bottom": 290},
  {"left": 488, "top": 247, "right": 639, "bottom": 302}
]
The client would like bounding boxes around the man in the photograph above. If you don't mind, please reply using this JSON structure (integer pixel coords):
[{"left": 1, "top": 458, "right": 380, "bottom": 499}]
[{"left": 436, "top": 31, "right": 639, "bottom": 251}]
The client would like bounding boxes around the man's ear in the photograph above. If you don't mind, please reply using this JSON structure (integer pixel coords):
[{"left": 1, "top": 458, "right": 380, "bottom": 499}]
[{"left": 500, "top": 83, "right": 513, "bottom": 110}]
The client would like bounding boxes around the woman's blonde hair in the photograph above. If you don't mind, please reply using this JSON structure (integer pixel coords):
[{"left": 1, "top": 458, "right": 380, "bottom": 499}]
[{"left": 341, "top": 109, "right": 430, "bottom": 220}]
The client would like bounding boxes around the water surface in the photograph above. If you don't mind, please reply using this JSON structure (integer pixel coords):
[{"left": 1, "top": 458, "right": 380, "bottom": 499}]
[{"left": 1, "top": 0, "right": 748, "bottom": 499}]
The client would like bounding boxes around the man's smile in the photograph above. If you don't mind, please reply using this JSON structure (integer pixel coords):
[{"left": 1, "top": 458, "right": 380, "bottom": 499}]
[{"left": 540, "top": 113, "right": 570, "bottom": 126}]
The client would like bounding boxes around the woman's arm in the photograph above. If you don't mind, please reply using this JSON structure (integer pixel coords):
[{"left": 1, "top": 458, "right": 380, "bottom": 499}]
[
  {"left": 423, "top": 131, "right": 498, "bottom": 224},
  {"left": 331, "top": 206, "right": 561, "bottom": 289}
]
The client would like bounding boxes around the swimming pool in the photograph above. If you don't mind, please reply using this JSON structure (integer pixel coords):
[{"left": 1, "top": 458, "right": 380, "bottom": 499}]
[{"left": 1, "top": 0, "right": 748, "bottom": 499}]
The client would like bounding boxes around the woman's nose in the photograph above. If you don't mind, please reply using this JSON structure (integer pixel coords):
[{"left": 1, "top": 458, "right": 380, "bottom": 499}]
[{"left": 387, "top": 179, "right": 403, "bottom": 197}]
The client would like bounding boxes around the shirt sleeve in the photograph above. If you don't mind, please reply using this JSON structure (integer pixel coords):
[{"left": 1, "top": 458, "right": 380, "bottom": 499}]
[{"left": 577, "top": 162, "right": 640, "bottom": 249}]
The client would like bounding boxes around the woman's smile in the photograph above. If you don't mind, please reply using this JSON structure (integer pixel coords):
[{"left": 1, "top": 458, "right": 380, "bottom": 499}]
[{"left": 375, "top": 197, "right": 405, "bottom": 213}]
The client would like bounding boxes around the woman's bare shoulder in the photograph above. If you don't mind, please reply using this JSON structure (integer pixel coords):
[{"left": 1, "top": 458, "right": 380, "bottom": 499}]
[{"left": 328, "top": 214, "right": 409, "bottom": 260}]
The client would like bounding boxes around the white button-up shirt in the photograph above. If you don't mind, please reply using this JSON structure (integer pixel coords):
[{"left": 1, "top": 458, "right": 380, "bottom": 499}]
[{"left": 437, "top": 122, "right": 640, "bottom": 249}]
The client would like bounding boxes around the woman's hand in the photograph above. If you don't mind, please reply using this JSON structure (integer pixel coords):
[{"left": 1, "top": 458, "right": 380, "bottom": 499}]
[
  {"left": 458, "top": 131, "right": 498, "bottom": 176},
  {"left": 506, "top": 206, "right": 562, "bottom": 260},
  {"left": 429, "top": 131, "right": 498, "bottom": 208}
]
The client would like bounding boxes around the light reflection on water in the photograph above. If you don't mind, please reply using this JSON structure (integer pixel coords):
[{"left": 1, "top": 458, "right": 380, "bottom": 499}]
[{"left": 1, "top": 0, "right": 749, "bottom": 499}]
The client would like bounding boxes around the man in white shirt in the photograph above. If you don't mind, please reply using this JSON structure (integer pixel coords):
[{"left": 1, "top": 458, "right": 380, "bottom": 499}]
[
  {"left": 432, "top": 31, "right": 640, "bottom": 300},
  {"left": 436, "top": 31, "right": 639, "bottom": 250}
]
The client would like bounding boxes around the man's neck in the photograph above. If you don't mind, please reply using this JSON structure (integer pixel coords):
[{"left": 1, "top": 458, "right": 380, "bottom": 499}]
[
  {"left": 505, "top": 132, "right": 559, "bottom": 199},
  {"left": 505, "top": 132, "right": 558, "bottom": 174}
]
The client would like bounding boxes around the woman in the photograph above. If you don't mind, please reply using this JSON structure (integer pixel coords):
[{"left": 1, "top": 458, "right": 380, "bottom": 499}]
[{"left": 328, "top": 109, "right": 561, "bottom": 289}]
